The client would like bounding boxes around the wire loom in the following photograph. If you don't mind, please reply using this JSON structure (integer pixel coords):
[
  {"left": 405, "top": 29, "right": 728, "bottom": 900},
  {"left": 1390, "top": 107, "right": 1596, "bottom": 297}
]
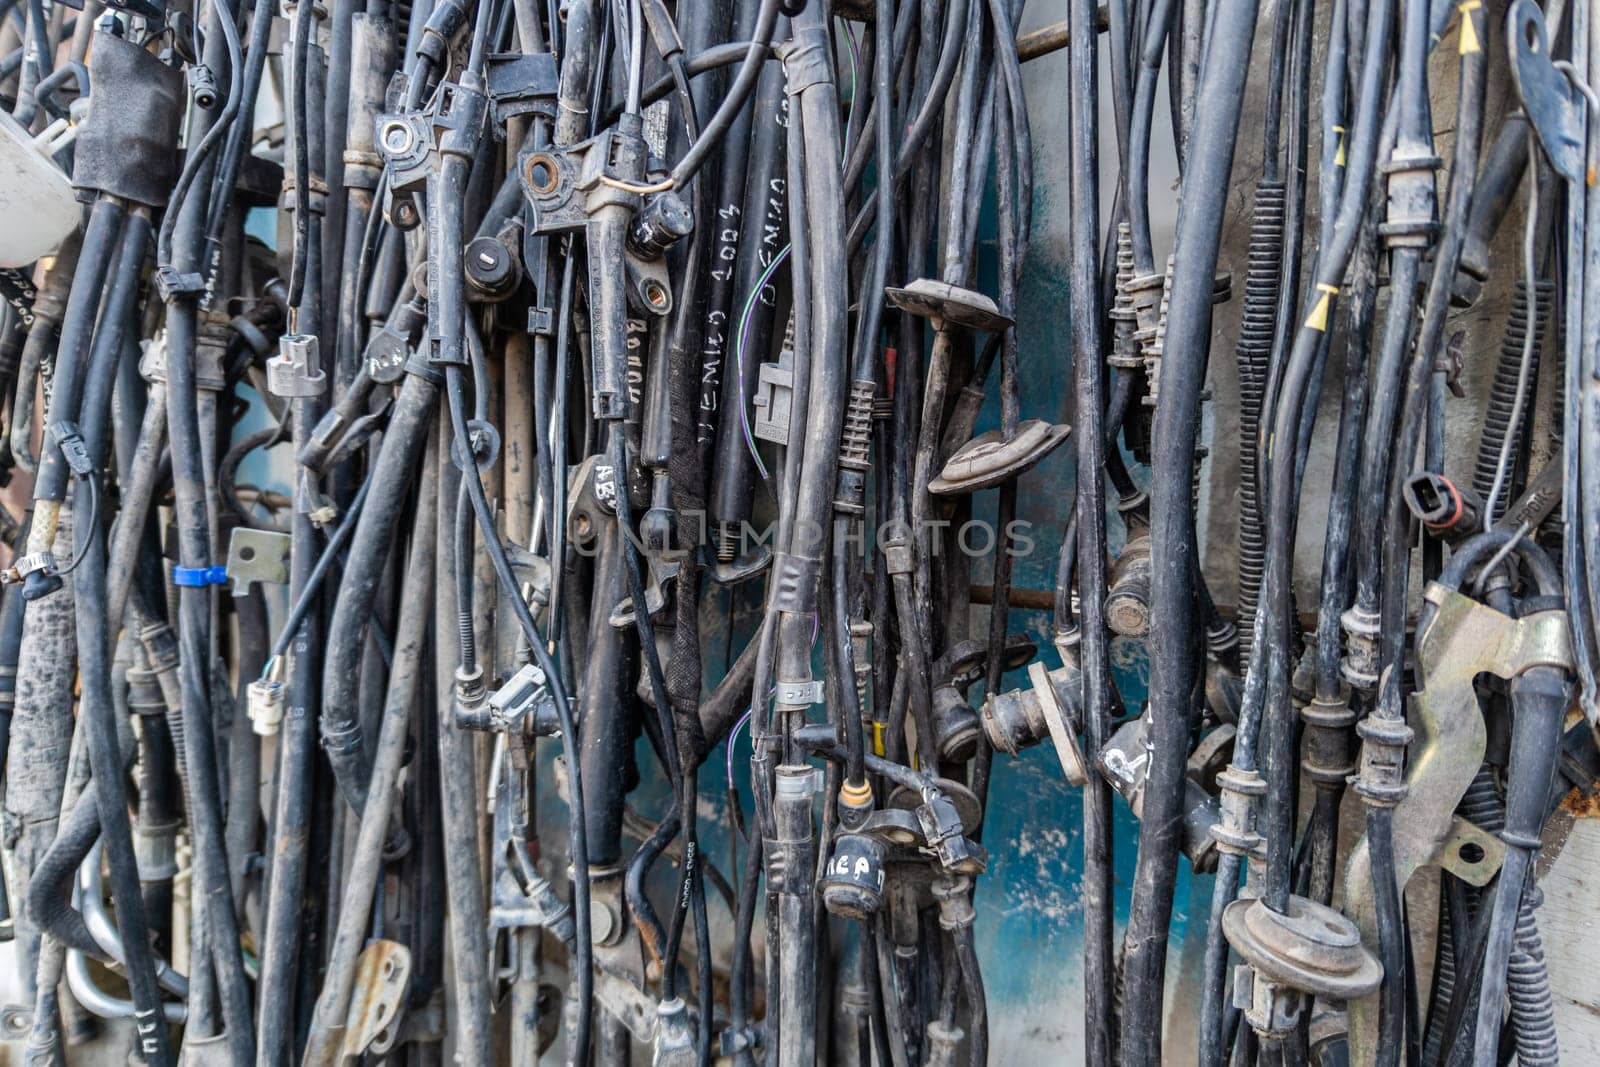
[{"left": 0, "top": 0, "right": 1595, "bottom": 1065}]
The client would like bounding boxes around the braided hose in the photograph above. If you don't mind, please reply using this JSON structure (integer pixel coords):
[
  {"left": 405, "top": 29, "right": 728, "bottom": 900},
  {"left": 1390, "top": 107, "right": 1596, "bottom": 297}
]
[
  {"left": 1421, "top": 889, "right": 1458, "bottom": 1065},
  {"left": 1469, "top": 279, "right": 1553, "bottom": 518},
  {"left": 1234, "top": 181, "right": 1285, "bottom": 657},
  {"left": 1456, "top": 766, "right": 1505, "bottom": 833},
  {"left": 1507, "top": 884, "right": 1558, "bottom": 1065}
]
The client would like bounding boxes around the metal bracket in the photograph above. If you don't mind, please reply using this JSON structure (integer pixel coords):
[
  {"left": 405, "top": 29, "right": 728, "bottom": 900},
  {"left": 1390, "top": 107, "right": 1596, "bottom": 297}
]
[
  {"left": 484, "top": 51, "right": 558, "bottom": 130},
  {"left": 1436, "top": 815, "right": 1505, "bottom": 887},
  {"left": 340, "top": 940, "right": 411, "bottom": 1063},
  {"left": 225, "top": 528, "right": 291, "bottom": 597},
  {"left": 1510, "top": 0, "right": 1587, "bottom": 184},
  {"left": 1343, "top": 586, "right": 1572, "bottom": 1065},
  {"left": 592, "top": 967, "right": 660, "bottom": 1044}
]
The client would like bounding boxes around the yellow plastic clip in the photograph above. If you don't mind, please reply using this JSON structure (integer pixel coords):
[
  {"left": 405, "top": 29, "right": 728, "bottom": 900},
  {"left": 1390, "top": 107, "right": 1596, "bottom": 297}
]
[
  {"left": 1458, "top": 1, "right": 1482, "bottom": 54},
  {"left": 1305, "top": 283, "right": 1339, "bottom": 332}
]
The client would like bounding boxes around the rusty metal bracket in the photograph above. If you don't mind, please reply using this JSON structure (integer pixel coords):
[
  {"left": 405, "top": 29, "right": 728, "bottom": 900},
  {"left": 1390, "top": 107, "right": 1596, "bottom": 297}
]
[
  {"left": 1343, "top": 585, "right": 1572, "bottom": 1066},
  {"left": 340, "top": 940, "right": 412, "bottom": 1063}
]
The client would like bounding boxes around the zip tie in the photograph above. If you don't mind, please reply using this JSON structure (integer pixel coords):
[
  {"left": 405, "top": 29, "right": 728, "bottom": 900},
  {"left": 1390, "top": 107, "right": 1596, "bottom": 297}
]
[{"left": 172, "top": 564, "right": 229, "bottom": 587}]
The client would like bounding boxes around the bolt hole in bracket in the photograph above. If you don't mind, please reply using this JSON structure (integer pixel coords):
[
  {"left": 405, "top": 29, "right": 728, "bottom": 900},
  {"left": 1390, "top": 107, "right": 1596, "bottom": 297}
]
[
  {"left": 340, "top": 940, "right": 412, "bottom": 1063},
  {"left": 1509, "top": 0, "right": 1591, "bottom": 185},
  {"left": 517, "top": 139, "right": 677, "bottom": 319}
]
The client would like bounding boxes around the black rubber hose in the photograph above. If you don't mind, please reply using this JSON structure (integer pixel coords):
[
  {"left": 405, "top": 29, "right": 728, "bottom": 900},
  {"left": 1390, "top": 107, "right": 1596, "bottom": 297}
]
[
  {"left": 1473, "top": 620, "right": 1568, "bottom": 1062},
  {"left": 684, "top": 0, "right": 758, "bottom": 468},
  {"left": 27, "top": 790, "right": 109, "bottom": 960},
  {"left": 1120, "top": 3, "right": 1260, "bottom": 1062},
  {"left": 163, "top": 177, "right": 258, "bottom": 1067},
  {"left": 27, "top": 195, "right": 124, "bottom": 535},
  {"left": 705, "top": 28, "right": 787, "bottom": 547},
  {"left": 201, "top": 0, "right": 275, "bottom": 266},
  {"left": 1264, "top": 0, "right": 1416, "bottom": 909},
  {"left": 726, "top": 815, "right": 764, "bottom": 1067},
  {"left": 624, "top": 800, "right": 680, "bottom": 971},
  {"left": 63, "top": 206, "right": 176, "bottom": 1065},
  {"left": 1257, "top": 0, "right": 1324, "bottom": 489},
  {"left": 1343, "top": 0, "right": 1450, "bottom": 690},
  {"left": 283, "top": 0, "right": 315, "bottom": 307},
  {"left": 1455, "top": 115, "right": 1530, "bottom": 294},
  {"left": 604, "top": 404, "right": 702, "bottom": 1012},
  {"left": 776, "top": 0, "right": 850, "bottom": 677},
  {"left": 836, "top": 0, "right": 980, "bottom": 251},
  {"left": 1369, "top": 26, "right": 1487, "bottom": 1062},
  {"left": 319, "top": 371, "right": 438, "bottom": 811},
  {"left": 1198, "top": 0, "right": 1397, "bottom": 1054},
  {"left": 666, "top": 0, "right": 781, "bottom": 188},
  {"left": 39, "top": 197, "right": 152, "bottom": 892},
  {"left": 256, "top": 251, "right": 338, "bottom": 1067},
  {"left": 575, "top": 519, "right": 639, "bottom": 867},
  {"left": 654, "top": 24, "right": 720, "bottom": 1044},
  {"left": 1064, "top": 0, "right": 1117, "bottom": 1058},
  {"left": 142, "top": 0, "right": 254, "bottom": 1047},
  {"left": 262, "top": 465, "right": 374, "bottom": 665},
  {"left": 694, "top": 625, "right": 761, "bottom": 756},
  {"left": 1303, "top": 210, "right": 1378, "bottom": 904},
  {"left": 444, "top": 365, "right": 594, "bottom": 1065},
  {"left": 429, "top": 425, "right": 498, "bottom": 1067},
  {"left": 1126, "top": 0, "right": 1176, "bottom": 273},
  {"left": 889, "top": 0, "right": 967, "bottom": 183},
  {"left": 152, "top": 0, "right": 243, "bottom": 276},
  {"left": 953, "top": 921, "right": 988, "bottom": 1067},
  {"left": 826, "top": 0, "right": 897, "bottom": 792},
  {"left": 303, "top": 455, "right": 435, "bottom": 1066}
]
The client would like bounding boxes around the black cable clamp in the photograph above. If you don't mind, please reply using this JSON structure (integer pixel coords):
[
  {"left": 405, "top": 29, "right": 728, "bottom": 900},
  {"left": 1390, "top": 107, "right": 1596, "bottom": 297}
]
[
  {"left": 49, "top": 421, "right": 95, "bottom": 477},
  {"left": 154, "top": 265, "right": 206, "bottom": 302}
]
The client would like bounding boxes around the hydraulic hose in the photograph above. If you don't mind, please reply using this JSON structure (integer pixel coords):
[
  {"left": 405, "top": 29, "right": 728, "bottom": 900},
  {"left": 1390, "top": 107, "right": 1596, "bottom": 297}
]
[
  {"left": 302, "top": 454, "right": 435, "bottom": 1067},
  {"left": 1199, "top": 0, "right": 1397, "bottom": 1055},
  {"left": 318, "top": 371, "right": 437, "bottom": 811},
  {"left": 1365, "top": 22, "right": 1486, "bottom": 1061},
  {"left": 445, "top": 364, "right": 595, "bottom": 1065},
  {"left": 1063, "top": 0, "right": 1116, "bottom": 1058},
  {"left": 22, "top": 194, "right": 124, "bottom": 568},
  {"left": 1121, "top": 3, "right": 1260, "bottom": 1062}
]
